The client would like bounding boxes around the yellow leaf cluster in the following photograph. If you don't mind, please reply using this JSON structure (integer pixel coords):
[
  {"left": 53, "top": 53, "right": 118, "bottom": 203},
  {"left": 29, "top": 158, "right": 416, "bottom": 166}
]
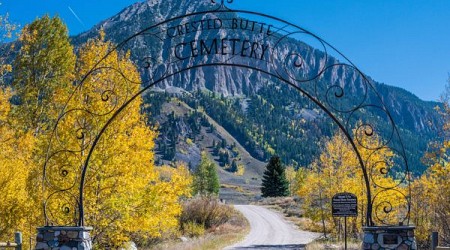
[
  {"left": 12, "top": 15, "right": 75, "bottom": 134},
  {"left": 0, "top": 88, "right": 35, "bottom": 245},
  {"left": 56, "top": 36, "right": 192, "bottom": 247},
  {"left": 410, "top": 137, "right": 450, "bottom": 244},
  {"left": 2, "top": 16, "right": 193, "bottom": 249},
  {"left": 0, "top": 9, "right": 17, "bottom": 83},
  {"left": 407, "top": 87, "right": 450, "bottom": 245},
  {"left": 297, "top": 130, "right": 406, "bottom": 236}
]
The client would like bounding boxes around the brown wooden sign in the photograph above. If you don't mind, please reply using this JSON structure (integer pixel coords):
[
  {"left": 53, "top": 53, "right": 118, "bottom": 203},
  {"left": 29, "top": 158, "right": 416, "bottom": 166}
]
[{"left": 332, "top": 192, "right": 358, "bottom": 217}]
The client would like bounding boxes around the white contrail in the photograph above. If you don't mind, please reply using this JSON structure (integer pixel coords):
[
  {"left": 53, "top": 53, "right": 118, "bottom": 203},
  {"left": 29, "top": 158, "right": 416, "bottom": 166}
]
[{"left": 68, "top": 6, "right": 85, "bottom": 28}]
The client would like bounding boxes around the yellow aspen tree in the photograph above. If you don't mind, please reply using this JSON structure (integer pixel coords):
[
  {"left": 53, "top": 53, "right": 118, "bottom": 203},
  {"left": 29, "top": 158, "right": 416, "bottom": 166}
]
[
  {"left": 9, "top": 16, "right": 76, "bottom": 242},
  {"left": 409, "top": 82, "right": 450, "bottom": 246},
  {"left": 12, "top": 15, "right": 75, "bottom": 134},
  {"left": 65, "top": 34, "right": 192, "bottom": 247},
  {"left": 425, "top": 85, "right": 450, "bottom": 245},
  {"left": 0, "top": 6, "right": 34, "bottom": 245},
  {"left": 297, "top": 130, "right": 404, "bottom": 236},
  {"left": 412, "top": 130, "right": 450, "bottom": 245},
  {"left": 285, "top": 165, "right": 297, "bottom": 195},
  {"left": 297, "top": 162, "right": 329, "bottom": 233},
  {"left": 0, "top": 4, "right": 17, "bottom": 85},
  {"left": 410, "top": 175, "right": 437, "bottom": 246},
  {"left": 0, "top": 88, "right": 34, "bottom": 246}
]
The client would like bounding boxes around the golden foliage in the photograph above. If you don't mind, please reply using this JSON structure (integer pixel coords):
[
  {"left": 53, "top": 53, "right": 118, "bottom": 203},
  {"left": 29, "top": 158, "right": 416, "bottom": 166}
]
[
  {"left": 2, "top": 16, "right": 193, "bottom": 249},
  {"left": 12, "top": 15, "right": 75, "bottom": 134},
  {"left": 3, "top": 15, "right": 76, "bottom": 247},
  {"left": 0, "top": 7, "right": 17, "bottom": 83},
  {"left": 297, "top": 130, "right": 405, "bottom": 237},
  {"left": 62, "top": 35, "right": 192, "bottom": 247},
  {"left": 0, "top": 88, "right": 35, "bottom": 245},
  {"left": 235, "top": 164, "right": 245, "bottom": 176},
  {"left": 411, "top": 153, "right": 450, "bottom": 246},
  {"left": 410, "top": 91, "right": 450, "bottom": 246}
]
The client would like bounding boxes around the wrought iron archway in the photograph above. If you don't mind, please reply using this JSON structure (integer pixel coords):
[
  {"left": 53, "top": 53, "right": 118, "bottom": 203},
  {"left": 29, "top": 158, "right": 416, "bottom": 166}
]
[{"left": 43, "top": 0, "right": 411, "bottom": 227}]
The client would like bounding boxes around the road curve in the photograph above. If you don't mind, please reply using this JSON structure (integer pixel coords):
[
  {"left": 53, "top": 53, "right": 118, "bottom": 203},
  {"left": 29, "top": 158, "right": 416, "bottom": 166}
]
[{"left": 225, "top": 205, "right": 320, "bottom": 250}]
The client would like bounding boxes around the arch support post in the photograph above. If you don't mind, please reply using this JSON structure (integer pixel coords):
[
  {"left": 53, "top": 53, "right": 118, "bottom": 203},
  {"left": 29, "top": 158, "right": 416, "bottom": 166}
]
[
  {"left": 35, "top": 227, "right": 93, "bottom": 250},
  {"left": 362, "top": 226, "right": 417, "bottom": 250}
]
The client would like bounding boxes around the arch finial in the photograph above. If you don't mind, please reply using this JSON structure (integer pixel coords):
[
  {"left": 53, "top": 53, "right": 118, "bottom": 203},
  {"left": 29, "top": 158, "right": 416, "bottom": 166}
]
[{"left": 211, "top": 0, "right": 233, "bottom": 5}]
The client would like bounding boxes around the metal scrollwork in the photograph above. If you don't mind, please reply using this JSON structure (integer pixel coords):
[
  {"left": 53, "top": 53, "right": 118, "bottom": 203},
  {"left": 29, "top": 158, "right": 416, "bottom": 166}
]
[
  {"left": 211, "top": 0, "right": 233, "bottom": 4},
  {"left": 211, "top": 0, "right": 233, "bottom": 10},
  {"left": 44, "top": 191, "right": 79, "bottom": 226},
  {"left": 43, "top": 2, "right": 411, "bottom": 227},
  {"left": 373, "top": 189, "right": 410, "bottom": 225}
]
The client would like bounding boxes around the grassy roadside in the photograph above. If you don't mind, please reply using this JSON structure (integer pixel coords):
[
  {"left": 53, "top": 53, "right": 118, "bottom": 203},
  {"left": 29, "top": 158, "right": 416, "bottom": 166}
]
[
  {"left": 150, "top": 224, "right": 249, "bottom": 250},
  {"left": 306, "top": 240, "right": 360, "bottom": 250},
  {"left": 148, "top": 203, "right": 250, "bottom": 250},
  {"left": 148, "top": 226, "right": 249, "bottom": 250}
]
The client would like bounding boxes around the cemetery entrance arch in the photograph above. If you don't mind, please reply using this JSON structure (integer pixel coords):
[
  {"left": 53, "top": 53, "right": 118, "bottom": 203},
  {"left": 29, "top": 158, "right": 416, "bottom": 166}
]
[{"left": 43, "top": 0, "right": 412, "bottom": 228}]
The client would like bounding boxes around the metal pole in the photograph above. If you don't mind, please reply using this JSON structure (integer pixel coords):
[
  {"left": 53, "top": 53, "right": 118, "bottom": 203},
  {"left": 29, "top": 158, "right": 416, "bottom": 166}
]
[
  {"left": 431, "top": 232, "right": 439, "bottom": 250},
  {"left": 344, "top": 217, "right": 347, "bottom": 250},
  {"left": 14, "top": 232, "right": 22, "bottom": 250}
]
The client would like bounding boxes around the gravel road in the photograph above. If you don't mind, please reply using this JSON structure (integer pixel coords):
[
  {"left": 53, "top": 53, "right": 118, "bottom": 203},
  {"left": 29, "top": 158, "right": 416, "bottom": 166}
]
[{"left": 225, "top": 205, "right": 320, "bottom": 250}]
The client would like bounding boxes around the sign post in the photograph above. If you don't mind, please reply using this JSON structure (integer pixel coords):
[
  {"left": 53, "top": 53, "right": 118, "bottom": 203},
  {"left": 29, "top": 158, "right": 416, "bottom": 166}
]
[{"left": 332, "top": 192, "right": 357, "bottom": 250}]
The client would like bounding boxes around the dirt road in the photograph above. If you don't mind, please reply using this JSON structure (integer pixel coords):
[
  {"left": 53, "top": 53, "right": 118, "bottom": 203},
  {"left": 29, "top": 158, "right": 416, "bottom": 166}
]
[{"left": 225, "top": 205, "right": 320, "bottom": 250}]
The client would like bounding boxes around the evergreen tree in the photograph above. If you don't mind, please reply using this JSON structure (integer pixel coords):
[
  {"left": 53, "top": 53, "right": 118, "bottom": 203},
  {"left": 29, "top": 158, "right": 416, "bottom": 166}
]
[
  {"left": 230, "top": 159, "right": 238, "bottom": 172},
  {"left": 261, "top": 156, "right": 290, "bottom": 197},
  {"left": 213, "top": 142, "right": 220, "bottom": 155},
  {"left": 193, "top": 152, "right": 220, "bottom": 196}
]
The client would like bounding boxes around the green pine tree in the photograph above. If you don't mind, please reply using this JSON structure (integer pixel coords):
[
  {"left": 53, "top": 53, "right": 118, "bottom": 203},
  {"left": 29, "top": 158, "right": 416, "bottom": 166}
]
[
  {"left": 261, "top": 155, "right": 290, "bottom": 197},
  {"left": 193, "top": 151, "right": 220, "bottom": 196},
  {"left": 230, "top": 159, "right": 238, "bottom": 172}
]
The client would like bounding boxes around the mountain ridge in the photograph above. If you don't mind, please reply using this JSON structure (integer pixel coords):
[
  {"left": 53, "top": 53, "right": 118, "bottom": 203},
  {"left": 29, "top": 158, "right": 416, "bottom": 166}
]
[
  {"left": 68, "top": 0, "right": 444, "bottom": 173},
  {"left": 3, "top": 0, "right": 441, "bottom": 174},
  {"left": 70, "top": 0, "right": 440, "bottom": 131}
]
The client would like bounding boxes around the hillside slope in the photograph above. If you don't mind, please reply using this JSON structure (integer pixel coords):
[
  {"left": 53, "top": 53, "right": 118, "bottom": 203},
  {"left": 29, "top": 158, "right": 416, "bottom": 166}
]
[
  {"left": 144, "top": 90, "right": 264, "bottom": 202},
  {"left": 1, "top": 0, "right": 441, "bottom": 174},
  {"left": 69, "top": 0, "right": 440, "bottom": 174}
]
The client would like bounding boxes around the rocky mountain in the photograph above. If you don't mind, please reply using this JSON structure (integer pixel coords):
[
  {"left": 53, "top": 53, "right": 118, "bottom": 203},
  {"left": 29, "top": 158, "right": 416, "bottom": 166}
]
[{"left": 16, "top": 0, "right": 445, "bottom": 174}]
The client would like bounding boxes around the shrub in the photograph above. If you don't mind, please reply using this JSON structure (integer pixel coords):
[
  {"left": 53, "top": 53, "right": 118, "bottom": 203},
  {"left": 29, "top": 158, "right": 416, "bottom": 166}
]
[
  {"left": 181, "top": 221, "right": 205, "bottom": 237},
  {"left": 180, "top": 197, "right": 233, "bottom": 231}
]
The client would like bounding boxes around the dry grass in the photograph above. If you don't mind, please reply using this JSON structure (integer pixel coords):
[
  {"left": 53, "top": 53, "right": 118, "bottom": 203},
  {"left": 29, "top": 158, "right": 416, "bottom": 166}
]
[
  {"left": 256, "top": 197, "right": 315, "bottom": 229},
  {"left": 256, "top": 197, "right": 303, "bottom": 216},
  {"left": 148, "top": 223, "right": 249, "bottom": 250},
  {"left": 180, "top": 197, "right": 236, "bottom": 230},
  {"left": 255, "top": 197, "right": 335, "bottom": 235},
  {"left": 148, "top": 219, "right": 249, "bottom": 250},
  {"left": 147, "top": 197, "right": 249, "bottom": 250},
  {"left": 220, "top": 184, "right": 245, "bottom": 193},
  {"left": 306, "top": 241, "right": 360, "bottom": 250}
]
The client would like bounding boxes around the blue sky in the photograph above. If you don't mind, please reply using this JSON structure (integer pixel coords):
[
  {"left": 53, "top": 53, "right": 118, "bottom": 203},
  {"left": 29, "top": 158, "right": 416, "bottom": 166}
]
[{"left": 2, "top": 0, "right": 450, "bottom": 101}]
